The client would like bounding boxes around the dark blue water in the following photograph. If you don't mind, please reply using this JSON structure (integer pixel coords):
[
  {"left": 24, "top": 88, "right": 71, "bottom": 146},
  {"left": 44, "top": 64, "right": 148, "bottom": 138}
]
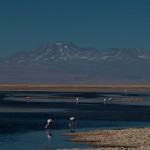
[{"left": 1, "top": 90, "right": 150, "bottom": 149}]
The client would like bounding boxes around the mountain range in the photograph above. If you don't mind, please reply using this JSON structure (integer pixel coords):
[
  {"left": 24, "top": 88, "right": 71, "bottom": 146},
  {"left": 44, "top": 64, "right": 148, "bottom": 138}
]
[{"left": 0, "top": 42, "right": 150, "bottom": 84}]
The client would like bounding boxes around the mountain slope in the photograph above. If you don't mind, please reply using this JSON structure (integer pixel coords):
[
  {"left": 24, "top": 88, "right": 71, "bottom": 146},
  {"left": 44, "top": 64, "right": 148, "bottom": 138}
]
[{"left": 6, "top": 42, "right": 99, "bottom": 64}]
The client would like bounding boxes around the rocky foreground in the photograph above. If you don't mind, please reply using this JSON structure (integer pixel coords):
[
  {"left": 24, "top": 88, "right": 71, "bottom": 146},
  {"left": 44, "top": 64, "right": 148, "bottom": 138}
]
[{"left": 62, "top": 128, "right": 150, "bottom": 150}]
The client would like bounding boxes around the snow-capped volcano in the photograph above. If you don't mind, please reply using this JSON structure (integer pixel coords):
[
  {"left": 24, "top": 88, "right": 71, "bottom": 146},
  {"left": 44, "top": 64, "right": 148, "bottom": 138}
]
[
  {"left": 5, "top": 42, "right": 150, "bottom": 64},
  {"left": 1, "top": 42, "right": 150, "bottom": 84},
  {"left": 7, "top": 42, "right": 98, "bottom": 64}
]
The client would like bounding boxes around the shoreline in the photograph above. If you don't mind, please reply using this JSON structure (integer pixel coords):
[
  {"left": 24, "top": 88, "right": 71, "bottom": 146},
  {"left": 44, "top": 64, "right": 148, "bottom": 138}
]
[
  {"left": 0, "top": 84, "right": 150, "bottom": 92},
  {"left": 63, "top": 128, "right": 150, "bottom": 150}
]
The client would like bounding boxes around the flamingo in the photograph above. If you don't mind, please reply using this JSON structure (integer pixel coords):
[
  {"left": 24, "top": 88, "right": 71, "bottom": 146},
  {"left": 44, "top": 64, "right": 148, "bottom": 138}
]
[
  {"left": 108, "top": 97, "right": 112, "bottom": 104},
  {"left": 45, "top": 119, "right": 53, "bottom": 130},
  {"left": 69, "top": 117, "right": 76, "bottom": 132},
  {"left": 76, "top": 97, "right": 79, "bottom": 104},
  {"left": 26, "top": 96, "right": 30, "bottom": 103},
  {"left": 103, "top": 98, "right": 107, "bottom": 105},
  {"left": 124, "top": 89, "right": 127, "bottom": 95}
]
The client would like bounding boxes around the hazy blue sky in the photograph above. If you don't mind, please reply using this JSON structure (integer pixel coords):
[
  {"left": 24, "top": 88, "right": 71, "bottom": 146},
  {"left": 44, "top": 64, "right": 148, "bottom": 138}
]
[{"left": 0, "top": 0, "right": 150, "bottom": 57}]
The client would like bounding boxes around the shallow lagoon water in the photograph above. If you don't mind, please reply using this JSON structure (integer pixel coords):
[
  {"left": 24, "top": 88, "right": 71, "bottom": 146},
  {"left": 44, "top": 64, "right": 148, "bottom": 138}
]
[
  {"left": 1, "top": 121, "right": 150, "bottom": 150},
  {"left": 0, "top": 129, "right": 90, "bottom": 150},
  {"left": 1, "top": 90, "right": 150, "bottom": 149}
]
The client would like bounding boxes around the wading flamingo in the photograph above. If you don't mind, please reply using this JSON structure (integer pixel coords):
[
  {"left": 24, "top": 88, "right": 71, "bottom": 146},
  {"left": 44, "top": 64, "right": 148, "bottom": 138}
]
[
  {"left": 103, "top": 98, "right": 107, "bottom": 105},
  {"left": 108, "top": 97, "right": 112, "bottom": 104},
  {"left": 69, "top": 117, "right": 76, "bottom": 132},
  {"left": 45, "top": 119, "right": 53, "bottom": 130},
  {"left": 76, "top": 97, "right": 79, "bottom": 104},
  {"left": 26, "top": 96, "right": 30, "bottom": 103}
]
